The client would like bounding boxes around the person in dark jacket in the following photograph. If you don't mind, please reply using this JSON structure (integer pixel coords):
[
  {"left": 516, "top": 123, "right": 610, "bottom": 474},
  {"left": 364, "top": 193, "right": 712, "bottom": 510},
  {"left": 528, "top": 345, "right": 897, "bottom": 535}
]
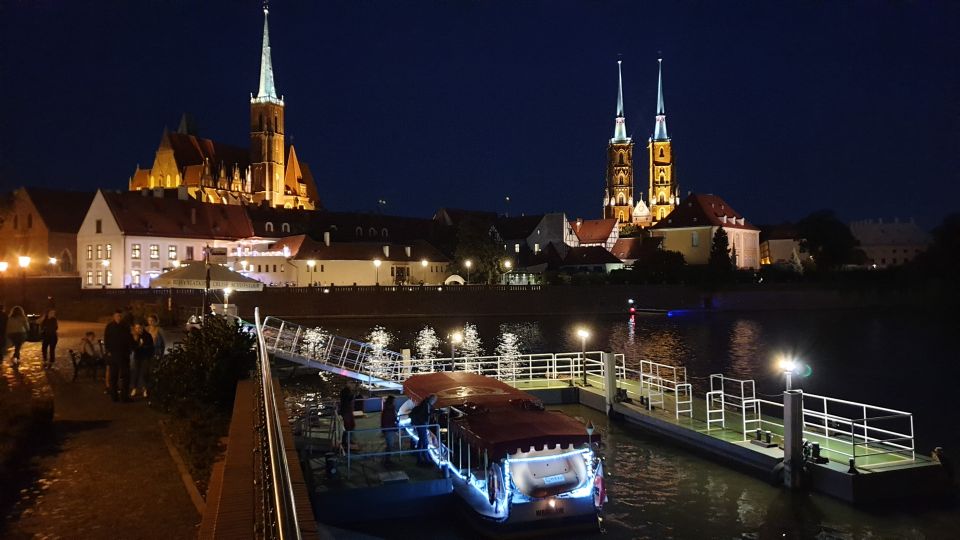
[
  {"left": 381, "top": 395, "right": 398, "bottom": 465},
  {"left": 339, "top": 383, "right": 356, "bottom": 450},
  {"left": 104, "top": 310, "right": 133, "bottom": 402},
  {"left": 6, "top": 306, "right": 28, "bottom": 368},
  {"left": 410, "top": 394, "right": 437, "bottom": 465},
  {"left": 39, "top": 308, "right": 59, "bottom": 369},
  {"left": 129, "top": 322, "right": 154, "bottom": 399},
  {"left": 0, "top": 304, "right": 8, "bottom": 357}
]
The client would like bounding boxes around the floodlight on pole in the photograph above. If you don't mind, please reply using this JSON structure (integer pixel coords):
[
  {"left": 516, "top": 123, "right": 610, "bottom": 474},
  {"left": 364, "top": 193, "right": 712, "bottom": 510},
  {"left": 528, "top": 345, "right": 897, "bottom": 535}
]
[
  {"left": 18, "top": 256, "right": 30, "bottom": 269},
  {"left": 451, "top": 331, "right": 463, "bottom": 371},
  {"left": 464, "top": 259, "right": 472, "bottom": 284},
  {"left": 577, "top": 328, "right": 591, "bottom": 387},
  {"left": 0, "top": 261, "right": 8, "bottom": 272},
  {"left": 778, "top": 357, "right": 799, "bottom": 391}
]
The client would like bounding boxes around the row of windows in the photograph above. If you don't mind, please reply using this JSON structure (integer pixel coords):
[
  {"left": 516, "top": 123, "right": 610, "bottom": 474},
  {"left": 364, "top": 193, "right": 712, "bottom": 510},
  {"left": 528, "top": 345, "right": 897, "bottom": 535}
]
[
  {"left": 85, "top": 270, "right": 113, "bottom": 286},
  {"left": 86, "top": 244, "right": 113, "bottom": 260},
  {"left": 264, "top": 222, "right": 291, "bottom": 233},
  {"left": 88, "top": 244, "right": 196, "bottom": 261}
]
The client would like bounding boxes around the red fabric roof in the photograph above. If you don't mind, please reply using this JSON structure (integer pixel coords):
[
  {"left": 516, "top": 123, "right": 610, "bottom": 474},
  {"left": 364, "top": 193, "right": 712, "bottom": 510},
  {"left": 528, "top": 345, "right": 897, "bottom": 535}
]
[{"left": 403, "top": 372, "right": 597, "bottom": 457}]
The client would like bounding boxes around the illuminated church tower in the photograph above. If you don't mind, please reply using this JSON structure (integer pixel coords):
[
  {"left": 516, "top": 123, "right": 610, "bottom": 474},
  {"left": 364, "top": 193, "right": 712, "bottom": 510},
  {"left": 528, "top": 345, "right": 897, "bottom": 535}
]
[
  {"left": 648, "top": 58, "right": 678, "bottom": 224},
  {"left": 250, "top": 3, "right": 285, "bottom": 204},
  {"left": 603, "top": 60, "right": 636, "bottom": 225}
]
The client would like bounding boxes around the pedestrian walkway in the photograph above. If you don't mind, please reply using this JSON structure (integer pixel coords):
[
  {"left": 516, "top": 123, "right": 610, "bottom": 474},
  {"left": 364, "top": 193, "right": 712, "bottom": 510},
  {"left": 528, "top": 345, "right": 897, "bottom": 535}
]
[{"left": 2, "top": 321, "right": 200, "bottom": 539}]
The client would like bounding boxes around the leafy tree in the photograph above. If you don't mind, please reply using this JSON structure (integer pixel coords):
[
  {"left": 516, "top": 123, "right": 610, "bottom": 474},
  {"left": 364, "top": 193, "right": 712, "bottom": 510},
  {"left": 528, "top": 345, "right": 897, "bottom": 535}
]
[
  {"left": 414, "top": 326, "right": 440, "bottom": 372},
  {"left": 454, "top": 217, "right": 503, "bottom": 284},
  {"left": 495, "top": 332, "right": 522, "bottom": 380},
  {"left": 796, "top": 210, "right": 862, "bottom": 271},
  {"left": 709, "top": 227, "right": 734, "bottom": 276},
  {"left": 915, "top": 213, "right": 960, "bottom": 281},
  {"left": 632, "top": 249, "right": 686, "bottom": 283},
  {"left": 619, "top": 224, "right": 643, "bottom": 238}
]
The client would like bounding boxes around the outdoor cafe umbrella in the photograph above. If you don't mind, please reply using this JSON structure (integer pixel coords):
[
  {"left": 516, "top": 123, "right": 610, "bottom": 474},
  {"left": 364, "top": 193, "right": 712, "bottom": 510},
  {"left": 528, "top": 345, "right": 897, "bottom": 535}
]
[{"left": 149, "top": 262, "right": 264, "bottom": 291}]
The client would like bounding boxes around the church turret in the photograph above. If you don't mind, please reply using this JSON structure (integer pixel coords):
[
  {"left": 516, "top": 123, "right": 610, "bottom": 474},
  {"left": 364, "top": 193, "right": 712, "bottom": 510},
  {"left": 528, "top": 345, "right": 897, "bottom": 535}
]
[
  {"left": 648, "top": 57, "right": 676, "bottom": 224},
  {"left": 250, "top": 2, "right": 286, "bottom": 206},
  {"left": 603, "top": 60, "right": 635, "bottom": 226}
]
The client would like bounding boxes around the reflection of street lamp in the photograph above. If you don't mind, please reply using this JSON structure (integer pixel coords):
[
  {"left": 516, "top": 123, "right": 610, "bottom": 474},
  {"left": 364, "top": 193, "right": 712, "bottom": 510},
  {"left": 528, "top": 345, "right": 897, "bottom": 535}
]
[
  {"left": 778, "top": 357, "right": 798, "bottom": 391},
  {"left": 19, "top": 256, "right": 30, "bottom": 306},
  {"left": 306, "top": 259, "right": 316, "bottom": 286},
  {"left": 373, "top": 258, "right": 382, "bottom": 285},
  {"left": 451, "top": 331, "right": 463, "bottom": 371},
  {"left": 464, "top": 259, "right": 472, "bottom": 284},
  {"left": 577, "top": 328, "right": 591, "bottom": 387}
]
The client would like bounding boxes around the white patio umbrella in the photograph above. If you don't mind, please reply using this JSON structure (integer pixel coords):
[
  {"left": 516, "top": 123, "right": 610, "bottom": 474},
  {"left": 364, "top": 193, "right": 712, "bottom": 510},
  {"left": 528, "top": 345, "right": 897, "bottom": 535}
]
[{"left": 150, "top": 262, "right": 264, "bottom": 291}]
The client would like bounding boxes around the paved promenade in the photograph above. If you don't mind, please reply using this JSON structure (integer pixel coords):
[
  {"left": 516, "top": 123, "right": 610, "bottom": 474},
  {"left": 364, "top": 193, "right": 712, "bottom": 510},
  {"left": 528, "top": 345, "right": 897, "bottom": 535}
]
[{"left": 2, "top": 321, "right": 200, "bottom": 539}]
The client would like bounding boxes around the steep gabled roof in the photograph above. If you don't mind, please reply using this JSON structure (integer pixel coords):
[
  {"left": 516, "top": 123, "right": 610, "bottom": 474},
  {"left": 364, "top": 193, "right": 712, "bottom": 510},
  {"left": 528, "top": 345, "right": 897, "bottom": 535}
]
[
  {"left": 24, "top": 187, "right": 96, "bottom": 233},
  {"left": 572, "top": 218, "right": 617, "bottom": 244},
  {"left": 101, "top": 190, "right": 254, "bottom": 240},
  {"left": 495, "top": 215, "right": 544, "bottom": 240},
  {"left": 561, "top": 246, "right": 623, "bottom": 266},
  {"left": 164, "top": 132, "right": 249, "bottom": 171},
  {"left": 651, "top": 193, "right": 759, "bottom": 231}
]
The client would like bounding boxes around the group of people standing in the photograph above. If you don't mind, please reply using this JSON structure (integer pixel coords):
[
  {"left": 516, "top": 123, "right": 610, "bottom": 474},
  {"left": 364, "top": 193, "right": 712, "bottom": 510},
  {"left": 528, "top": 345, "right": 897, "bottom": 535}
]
[
  {"left": 102, "top": 310, "right": 165, "bottom": 402},
  {"left": 0, "top": 304, "right": 58, "bottom": 370}
]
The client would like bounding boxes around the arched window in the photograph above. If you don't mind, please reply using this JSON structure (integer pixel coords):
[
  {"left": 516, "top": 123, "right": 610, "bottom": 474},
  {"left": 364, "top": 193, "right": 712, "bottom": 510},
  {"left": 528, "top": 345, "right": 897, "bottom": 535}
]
[
  {"left": 618, "top": 211, "right": 625, "bottom": 223},
  {"left": 265, "top": 222, "right": 274, "bottom": 232},
  {"left": 618, "top": 153, "right": 624, "bottom": 165},
  {"left": 659, "top": 170, "right": 665, "bottom": 182},
  {"left": 381, "top": 228, "right": 389, "bottom": 238},
  {"left": 369, "top": 227, "right": 377, "bottom": 237},
  {"left": 617, "top": 193, "right": 626, "bottom": 205},
  {"left": 658, "top": 208, "right": 666, "bottom": 220},
  {"left": 658, "top": 193, "right": 666, "bottom": 204},
  {"left": 659, "top": 148, "right": 665, "bottom": 158},
  {"left": 281, "top": 223, "right": 290, "bottom": 233},
  {"left": 355, "top": 226, "right": 363, "bottom": 238}
]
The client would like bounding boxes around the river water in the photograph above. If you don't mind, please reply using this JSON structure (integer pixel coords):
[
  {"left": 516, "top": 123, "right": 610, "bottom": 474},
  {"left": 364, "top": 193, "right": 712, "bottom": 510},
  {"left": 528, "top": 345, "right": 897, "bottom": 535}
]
[{"left": 285, "top": 309, "right": 960, "bottom": 538}]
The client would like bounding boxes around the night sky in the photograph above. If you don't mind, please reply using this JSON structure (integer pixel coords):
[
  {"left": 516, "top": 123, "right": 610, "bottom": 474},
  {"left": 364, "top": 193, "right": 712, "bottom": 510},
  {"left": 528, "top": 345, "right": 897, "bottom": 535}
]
[{"left": 2, "top": 1, "right": 958, "bottom": 228}]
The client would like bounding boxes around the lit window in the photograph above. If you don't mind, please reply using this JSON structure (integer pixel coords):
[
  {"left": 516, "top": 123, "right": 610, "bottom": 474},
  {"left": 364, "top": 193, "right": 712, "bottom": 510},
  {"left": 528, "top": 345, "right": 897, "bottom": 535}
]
[
  {"left": 168, "top": 245, "right": 177, "bottom": 260},
  {"left": 86, "top": 271, "right": 93, "bottom": 285},
  {"left": 691, "top": 231, "right": 699, "bottom": 247},
  {"left": 96, "top": 244, "right": 103, "bottom": 259},
  {"left": 106, "top": 244, "right": 112, "bottom": 259},
  {"left": 514, "top": 243, "right": 520, "bottom": 253},
  {"left": 132, "top": 270, "right": 141, "bottom": 286},
  {"left": 534, "top": 243, "right": 540, "bottom": 253},
  {"left": 150, "top": 245, "right": 160, "bottom": 259},
  {"left": 106, "top": 270, "right": 113, "bottom": 286},
  {"left": 86, "top": 245, "right": 93, "bottom": 261},
  {"left": 131, "top": 244, "right": 141, "bottom": 259},
  {"left": 96, "top": 270, "right": 103, "bottom": 285}
]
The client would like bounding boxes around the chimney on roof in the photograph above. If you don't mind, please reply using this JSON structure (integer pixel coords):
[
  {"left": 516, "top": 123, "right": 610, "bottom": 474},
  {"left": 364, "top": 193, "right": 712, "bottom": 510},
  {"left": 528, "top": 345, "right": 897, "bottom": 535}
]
[
  {"left": 177, "top": 185, "right": 188, "bottom": 201},
  {"left": 383, "top": 245, "right": 390, "bottom": 258},
  {"left": 576, "top": 218, "right": 583, "bottom": 230},
  {"left": 190, "top": 208, "right": 197, "bottom": 226},
  {"left": 405, "top": 246, "right": 411, "bottom": 257},
  {"left": 323, "top": 231, "right": 330, "bottom": 247},
  {"left": 153, "top": 187, "right": 163, "bottom": 198}
]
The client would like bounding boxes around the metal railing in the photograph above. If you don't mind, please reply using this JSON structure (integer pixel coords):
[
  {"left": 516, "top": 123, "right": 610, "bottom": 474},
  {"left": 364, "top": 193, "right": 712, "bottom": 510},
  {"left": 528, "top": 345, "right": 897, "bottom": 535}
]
[
  {"left": 614, "top": 360, "right": 692, "bottom": 419},
  {"left": 344, "top": 423, "right": 442, "bottom": 477},
  {"left": 254, "top": 308, "right": 302, "bottom": 540},
  {"left": 800, "top": 392, "right": 915, "bottom": 465}
]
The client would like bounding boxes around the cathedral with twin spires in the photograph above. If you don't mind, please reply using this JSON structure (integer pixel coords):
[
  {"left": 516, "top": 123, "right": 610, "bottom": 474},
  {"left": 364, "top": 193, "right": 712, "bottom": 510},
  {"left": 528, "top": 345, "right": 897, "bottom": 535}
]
[
  {"left": 128, "top": 4, "right": 320, "bottom": 210},
  {"left": 603, "top": 58, "right": 677, "bottom": 228}
]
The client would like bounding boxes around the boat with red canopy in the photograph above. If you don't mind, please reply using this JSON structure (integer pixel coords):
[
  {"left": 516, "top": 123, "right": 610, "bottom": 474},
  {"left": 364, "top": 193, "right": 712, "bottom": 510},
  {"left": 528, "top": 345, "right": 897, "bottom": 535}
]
[{"left": 400, "top": 372, "right": 606, "bottom": 529}]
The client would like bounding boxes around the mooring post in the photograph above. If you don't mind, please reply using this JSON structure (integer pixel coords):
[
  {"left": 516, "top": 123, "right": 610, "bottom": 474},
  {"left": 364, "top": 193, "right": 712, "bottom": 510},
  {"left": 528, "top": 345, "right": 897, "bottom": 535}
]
[
  {"left": 783, "top": 389, "right": 804, "bottom": 488},
  {"left": 603, "top": 352, "right": 616, "bottom": 411}
]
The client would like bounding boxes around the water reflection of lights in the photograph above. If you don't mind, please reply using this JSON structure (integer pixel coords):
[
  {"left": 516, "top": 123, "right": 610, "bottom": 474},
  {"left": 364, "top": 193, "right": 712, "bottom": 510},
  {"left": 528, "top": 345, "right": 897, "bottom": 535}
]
[{"left": 728, "top": 320, "right": 762, "bottom": 381}]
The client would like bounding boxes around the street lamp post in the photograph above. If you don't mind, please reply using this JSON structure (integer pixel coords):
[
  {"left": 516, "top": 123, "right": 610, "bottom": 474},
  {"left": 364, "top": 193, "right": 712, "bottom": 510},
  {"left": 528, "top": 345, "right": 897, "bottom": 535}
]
[
  {"left": 373, "top": 258, "right": 382, "bottom": 286},
  {"left": 577, "top": 328, "right": 590, "bottom": 387},
  {"left": 420, "top": 259, "right": 428, "bottom": 285},
  {"left": 451, "top": 331, "right": 463, "bottom": 372},
  {"left": 503, "top": 259, "right": 513, "bottom": 285},
  {"left": 306, "top": 259, "right": 316, "bottom": 286},
  {"left": 464, "top": 259, "right": 472, "bottom": 285},
  {"left": 18, "top": 256, "right": 31, "bottom": 308},
  {"left": 779, "top": 358, "right": 798, "bottom": 391}
]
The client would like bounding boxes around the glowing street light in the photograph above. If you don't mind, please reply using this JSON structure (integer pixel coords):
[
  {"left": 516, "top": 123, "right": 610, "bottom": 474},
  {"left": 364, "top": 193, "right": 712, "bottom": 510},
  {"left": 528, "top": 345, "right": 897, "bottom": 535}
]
[
  {"left": 240, "top": 259, "right": 249, "bottom": 271},
  {"left": 577, "top": 328, "right": 591, "bottom": 387},
  {"left": 171, "top": 260, "right": 181, "bottom": 268},
  {"left": 0, "top": 261, "right": 7, "bottom": 273},
  {"left": 306, "top": 259, "right": 316, "bottom": 286},
  {"left": 778, "top": 357, "right": 799, "bottom": 391},
  {"left": 373, "top": 258, "right": 382, "bottom": 285},
  {"left": 464, "top": 259, "right": 472, "bottom": 284},
  {"left": 48, "top": 257, "right": 58, "bottom": 266},
  {"left": 223, "top": 287, "right": 233, "bottom": 306},
  {"left": 18, "top": 256, "right": 30, "bottom": 269},
  {"left": 451, "top": 331, "right": 463, "bottom": 371}
]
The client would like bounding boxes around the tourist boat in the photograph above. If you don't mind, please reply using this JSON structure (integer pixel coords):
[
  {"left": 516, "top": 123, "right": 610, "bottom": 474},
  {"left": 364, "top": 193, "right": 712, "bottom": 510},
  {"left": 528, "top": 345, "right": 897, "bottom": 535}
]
[{"left": 398, "top": 372, "right": 606, "bottom": 531}]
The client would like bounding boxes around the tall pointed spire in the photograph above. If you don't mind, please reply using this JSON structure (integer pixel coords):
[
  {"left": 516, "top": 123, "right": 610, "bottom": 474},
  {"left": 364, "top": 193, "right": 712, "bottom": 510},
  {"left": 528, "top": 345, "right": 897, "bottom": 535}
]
[
  {"left": 653, "top": 58, "right": 669, "bottom": 140},
  {"left": 254, "top": 2, "right": 280, "bottom": 103},
  {"left": 612, "top": 60, "right": 630, "bottom": 143}
]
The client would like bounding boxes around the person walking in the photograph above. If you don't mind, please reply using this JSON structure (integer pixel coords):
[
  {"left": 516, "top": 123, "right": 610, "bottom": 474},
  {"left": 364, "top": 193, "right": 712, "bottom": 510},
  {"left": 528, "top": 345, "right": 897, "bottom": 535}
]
[
  {"left": 410, "top": 394, "right": 437, "bottom": 465},
  {"left": 0, "top": 304, "right": 8, "bottom": 357},
  {"left": 130, "top": 323, "right": 154, "bottom": 399},
  {"left": 381, "top": 395, "right": 398, "bottom": 465},
  {"left": 39, "top": 308, "right": 59, "bottom": 369},
  {"left": 104, "top": 309, "right": 133, "bottom": 402},
  {"left": 6, "top": 306, "right": 28, "bottom": 370},
  {"left": 144, "top": 315, "right": 165, "bottom": 398}
]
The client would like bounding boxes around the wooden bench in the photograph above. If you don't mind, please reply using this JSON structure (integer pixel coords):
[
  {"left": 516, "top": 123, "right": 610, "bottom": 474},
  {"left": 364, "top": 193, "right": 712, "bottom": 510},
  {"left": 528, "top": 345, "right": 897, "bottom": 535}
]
[{"left": 69, "top": 349, "right": 105, "bottom": 382}]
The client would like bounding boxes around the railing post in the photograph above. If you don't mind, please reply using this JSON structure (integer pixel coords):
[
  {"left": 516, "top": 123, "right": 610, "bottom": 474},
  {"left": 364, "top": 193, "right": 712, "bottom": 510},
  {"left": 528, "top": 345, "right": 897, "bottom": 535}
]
[
  {"left": 274, "top": 321, "right": 285, "bottom": 349},
  {"left": 602, "top": 352, "right": 616, "bottom": 412}
]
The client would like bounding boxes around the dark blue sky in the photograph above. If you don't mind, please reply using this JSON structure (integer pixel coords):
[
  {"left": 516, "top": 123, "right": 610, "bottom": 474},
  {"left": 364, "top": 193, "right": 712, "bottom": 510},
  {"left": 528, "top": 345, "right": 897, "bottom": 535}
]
[{"left": 2, "top": 1, "right": 958, "bottom": 227}]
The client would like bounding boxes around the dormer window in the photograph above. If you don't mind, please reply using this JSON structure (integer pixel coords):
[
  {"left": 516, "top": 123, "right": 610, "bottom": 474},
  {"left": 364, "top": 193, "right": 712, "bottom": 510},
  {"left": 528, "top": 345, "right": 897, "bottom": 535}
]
[
  {"left": 281, "top": 223, "right": 290, "bottom": 233},
  {"left": 265, "top": 222, "right": 274, "bottom": 232},
  {"left": 369, "top": 227, "right": 377, "bottom": 237},
  {"left": 381, "top": 228, "right": 389, "bottom": 238},
  {"left": 355, "top": 226, "right": 363, "bottom": 238}
]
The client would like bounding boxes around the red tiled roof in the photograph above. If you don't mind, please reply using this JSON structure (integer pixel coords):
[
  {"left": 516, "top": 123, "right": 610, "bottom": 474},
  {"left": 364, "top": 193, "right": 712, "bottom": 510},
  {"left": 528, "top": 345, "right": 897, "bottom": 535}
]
[
  {"left": 163, "top": 132, "right": 249, "bottom": 170},
  {"left": 561, "top": 246, "right": 622, "bottom": 266},
  {"left": 101, "top": 190, "right": 254, "bottom": 240},
  {"left": 24, "top": 187, "right": 96, "bottom": 233},
  {"left": 611, "top": 237, "right": 644, "bottom": 260},
  {"left": 571, "top": 218, "right": 617, "bottom": 244},
  {"left": 651, "top": 193, "right": 759, "bottom": 231}
]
